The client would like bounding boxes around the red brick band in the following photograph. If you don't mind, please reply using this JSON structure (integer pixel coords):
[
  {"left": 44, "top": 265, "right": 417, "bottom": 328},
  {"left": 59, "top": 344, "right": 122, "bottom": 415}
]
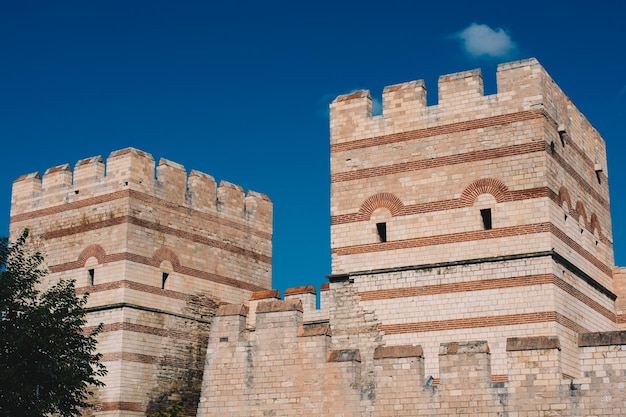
[
  {"left": 331, "top": 114, "right": 608, "bottom": 214},
  {"left": 379, "top": 311, "right": 590, "bottom": 335},
  {"left": 332, "top": 186, "right": 548, "bottom": 225},
  {"left": 85, "top": 321, "right": 205, "bottom": 340},
  {"left": 101, "top": 351, "right": 204, "bottom": 371},
  {"left": 359, "top": 273, "right": 553, "bottom": 301},
  {"left": 333, "top": 222, "right": 612, "bottom": 278},
  {"left": 50, "top": 252, "right": 268, "bottom": 293},
  {"left": 359, "top": 273, "right": 615, "bottom": 322},
  {"left": 549, "top": 146, "right": 609, "bottom": 211},
  {"left": 333, "top": 223, "right": 550, "bottom": 255},
  {"left": 549, "top": 224, "right": 612, "bottom": 277},
  {"left": 330, "top": 110, "right": 545, "bottom": 153},
  {"left": 37, "top": 215, "right": 270, "bottom": 265},
  {"left": 10, "top": 188, "right": 272, "bottom": 240},
  {"left": 331, "top": 142, "right": 545, "bottom": 183},
  {"left": 76, "top": 279, "right": 191, "bottom": 300}
]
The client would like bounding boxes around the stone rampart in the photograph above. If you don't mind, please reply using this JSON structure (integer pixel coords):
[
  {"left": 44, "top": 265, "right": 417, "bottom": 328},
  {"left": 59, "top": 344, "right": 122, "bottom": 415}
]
[
  {"left": 9, "top": 147, "right": 273, "bottom": 416},
  {"left": 11, "top": 147, "right": 272, "bottom": 231},
  {"left": 198, "top": 295, "right": 626, "bottom": 416}
]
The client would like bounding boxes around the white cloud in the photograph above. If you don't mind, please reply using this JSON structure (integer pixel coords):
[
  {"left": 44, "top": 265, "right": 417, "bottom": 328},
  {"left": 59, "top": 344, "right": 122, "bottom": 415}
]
[{"left": 455, "top": 23, "right": 516, "bottom": 58}]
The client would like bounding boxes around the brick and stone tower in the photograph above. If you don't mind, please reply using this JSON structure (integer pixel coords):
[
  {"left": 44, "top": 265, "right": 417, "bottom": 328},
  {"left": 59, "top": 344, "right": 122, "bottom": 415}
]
[
  {"left": 329, "top": 58, "right": 616, "bottom": 379},
  {"left": 9, "top": 148, "right": 272, "bottom": 416}
]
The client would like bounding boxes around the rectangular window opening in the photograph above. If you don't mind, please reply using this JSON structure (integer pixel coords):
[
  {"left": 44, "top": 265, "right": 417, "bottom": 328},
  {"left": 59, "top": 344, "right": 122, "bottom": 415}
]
[
  {"left": 480, "top": 209, "right": 492, "bottom": 230},
  {"left": 88, "top": 269, "right": 95, "bottom": 286},
  {"left": 376, "top": 222, "right": 387, "bottom": 242},
  {"left": 161, "top": 272, "right": 169, "bottom": 289}
]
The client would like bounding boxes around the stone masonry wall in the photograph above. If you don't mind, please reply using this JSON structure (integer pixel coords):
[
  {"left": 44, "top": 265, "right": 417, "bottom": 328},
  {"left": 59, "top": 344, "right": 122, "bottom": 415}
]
[
  {"left": 328, "top": 58, "right": 616, "bottom": 381},
  {"left": 198, "top": 290, "right": 626, "bottom": 416},
  {"left": 9, "top": 148, "right": 272, "bottom": 416}
]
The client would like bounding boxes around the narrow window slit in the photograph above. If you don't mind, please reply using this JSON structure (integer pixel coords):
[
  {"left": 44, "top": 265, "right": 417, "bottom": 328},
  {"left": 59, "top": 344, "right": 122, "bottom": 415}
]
[
  {"left": 161, "top": 272, "right": 169, "bottom": 289},
  {"left": 376, "top": 222, "right": 387, "bottom": 242},
  {"left": 480, "top": 209, "right": 492, "bottom": 230},
  {"left": 88, "top": 269, "right": 95, "bottom": 286}
]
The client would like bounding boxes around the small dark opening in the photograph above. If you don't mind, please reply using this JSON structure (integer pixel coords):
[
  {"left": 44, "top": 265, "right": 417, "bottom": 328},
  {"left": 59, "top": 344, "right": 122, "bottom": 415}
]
[
  {"left": 480, "top": 209, "right": 492, "bottom": 230},
  {"left": 559, "top": 130, "right": 566, "bottom": 147},
  {"left": 376, "top": 222, "right": 387, "bottom": 242},
  {"left": 161, "top": 272, "right": 169, "bottom": 289},
  {"left": 88, "top": 269, "right": 95, "bottom": 286},
  {"left": 219, "top": 337, "right": 229, "bottom": 342}
]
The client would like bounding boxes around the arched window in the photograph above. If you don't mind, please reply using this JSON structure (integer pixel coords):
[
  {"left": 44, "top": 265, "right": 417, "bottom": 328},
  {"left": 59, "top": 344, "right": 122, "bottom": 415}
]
[
  {"left": 84, "top": 257, "right": 99, "bottom": 287},
  {"left": 160, "top": 260, "right": 174, "bottom": 290},
  {"left": 371, "top": 207, "right": 392, "bottom": 242},
  {"left": 473, "top": 194, "right": 497, "bottom": 230}
]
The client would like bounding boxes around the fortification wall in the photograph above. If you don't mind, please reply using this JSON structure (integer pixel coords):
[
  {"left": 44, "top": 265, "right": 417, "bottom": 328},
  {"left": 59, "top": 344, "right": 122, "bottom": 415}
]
[
  {"left": 9, "top": 147, "right": 273, "bottom": 416},
  {"left": 197, "top": 293, "right": 626, "bottom": 416},
  {"left": 85, "top": 296, "right": 216, "bottom": 417},
  {"left": 329, "top": 58, "right": 611, "bottom": 281},
  {"left": 197, "top": 298, "right": 361, "bottom": 417},
  {"left": 10, "top": 148, "right": 273, "bottom": 302},
  {"left": 327, "top": 58, "right": 616, "bottom": 382}
]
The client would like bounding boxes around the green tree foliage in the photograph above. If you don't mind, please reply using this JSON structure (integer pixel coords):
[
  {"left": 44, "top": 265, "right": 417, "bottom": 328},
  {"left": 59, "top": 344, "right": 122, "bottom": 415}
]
[{"left": 0, "top": 230, "right": 107, "bottom": 417}]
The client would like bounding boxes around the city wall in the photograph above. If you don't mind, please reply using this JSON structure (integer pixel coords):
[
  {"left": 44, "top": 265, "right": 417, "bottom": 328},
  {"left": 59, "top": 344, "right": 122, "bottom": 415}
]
[
  {"left": 7, "top": 58, "right": 626, "bottom": 416},
  {"left": 10, "top": 148, "right": 273, "bottom": 415},
  {"left": 327, "top": 57, "right": 616, "bottom": 381},
  {"left": 198, "top": 290, "right": 626, "bottom": 417}
]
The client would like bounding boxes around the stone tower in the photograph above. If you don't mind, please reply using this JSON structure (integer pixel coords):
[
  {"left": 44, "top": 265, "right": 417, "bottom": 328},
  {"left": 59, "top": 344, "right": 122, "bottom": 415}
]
[
  {"left": 9, "top": 148, "right": 272, "bottom": 416},
  {"left": 329, "top": 57, "right": 615, "bottom": 379}
]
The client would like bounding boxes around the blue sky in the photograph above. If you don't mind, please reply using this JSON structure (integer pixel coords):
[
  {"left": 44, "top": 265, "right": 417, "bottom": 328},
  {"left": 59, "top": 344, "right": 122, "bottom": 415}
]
[{"left": 2, "top": 1, "right": 625, "bottom": 296}]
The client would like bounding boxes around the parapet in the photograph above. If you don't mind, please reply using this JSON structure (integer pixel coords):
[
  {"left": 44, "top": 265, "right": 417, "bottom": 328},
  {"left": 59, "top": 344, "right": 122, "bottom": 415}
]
[
  {"left": 330, "top": 58, "right": 603, "bottom": 157},
  {"left": 201, "top": 328, "right": 626, "bottom": 416},
  {"left": 236, "top": 284, "right": 330, "bottom": 330},
  {"left": 10, "top": 147, "right": 272, "bottom": 232}
]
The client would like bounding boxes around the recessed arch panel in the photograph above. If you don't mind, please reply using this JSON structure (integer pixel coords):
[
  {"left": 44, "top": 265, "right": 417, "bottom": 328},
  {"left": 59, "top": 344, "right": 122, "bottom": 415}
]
[
  {"left": 359, "top": 193, "right": 404, "bottom": 219},
  {"left": 460, "top": 178, "right": 509, "bottom": 206},
  {"left": 575, "top": 201, "right": 588, "bottom": 227},
  {"left": 590, "top": 213, "right": 602, "bottom": 237},
  {"left": 77, "top": 244, "right": 106, "bottom": 266},
  {"left": 558, "top": 186, "right": 573, "bottom": 213},
  {"left": 152, "top": 247, "right": 181, "bottom": 270}
]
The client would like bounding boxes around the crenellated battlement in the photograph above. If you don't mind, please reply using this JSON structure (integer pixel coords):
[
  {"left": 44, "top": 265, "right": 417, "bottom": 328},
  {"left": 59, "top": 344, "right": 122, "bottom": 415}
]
[
  {"left": 10, "top": 147, "right": 272, "bottom": 230},
  {"left": 245, "top": 284, "right": 329, "bottom": 328},
  {"left": 200, "top": 316, "right": 626, "bottom": 417},
  {"left": 330, "top": 58, "right": 605, "bottom": 167}
]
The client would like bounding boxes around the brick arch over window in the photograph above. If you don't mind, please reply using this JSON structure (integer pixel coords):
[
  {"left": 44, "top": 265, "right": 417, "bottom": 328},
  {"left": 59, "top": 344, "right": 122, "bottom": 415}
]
[
  {"left": 590, "top": 213, "right": 602, "bottom": 237},
  {"left": 77, "top": 244, "right": 106, "bottom": 266},
  {"left": 460, "top": 178, "right": 509, "bottom": 206},
  {"left": 558, "top": 186, "right": 573, "bottom": 212},
  {"left": 152, "top": 247, "right": 181, "bottom": 270},
  {"left": 575, "top": 201, "right": 588, "bottom": 227},
  {"left": 358, "top": 193, "right": 404, "bottom": 219}
]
